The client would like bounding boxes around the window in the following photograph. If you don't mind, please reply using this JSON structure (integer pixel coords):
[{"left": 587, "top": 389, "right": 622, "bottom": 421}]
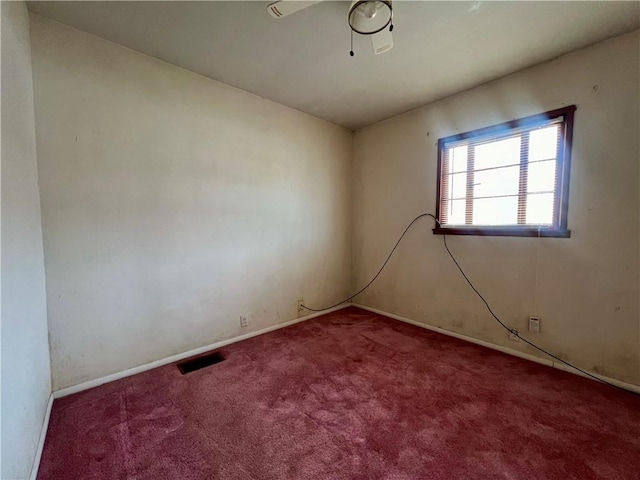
[{"left": 434, "top": 106, "right": 575, "bottom": 237}]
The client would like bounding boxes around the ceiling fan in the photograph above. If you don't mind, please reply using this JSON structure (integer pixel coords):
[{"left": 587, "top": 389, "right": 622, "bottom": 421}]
[{"left": 266, "top": 0, "right": 394, "bottom": 56}]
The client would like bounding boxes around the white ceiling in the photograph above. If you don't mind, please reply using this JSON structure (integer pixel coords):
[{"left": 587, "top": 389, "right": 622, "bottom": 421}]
[{"left": 27, "top": 1, "right": 640, "bottom": 130}]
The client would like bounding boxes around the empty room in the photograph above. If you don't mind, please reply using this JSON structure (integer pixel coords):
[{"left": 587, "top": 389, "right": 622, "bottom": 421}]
[{"left": 2, "top": 1, "right": 640, "bottom": 479}]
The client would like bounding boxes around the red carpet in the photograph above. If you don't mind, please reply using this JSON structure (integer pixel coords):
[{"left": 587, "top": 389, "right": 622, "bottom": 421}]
[{"left": 38, "top": 307, "right": 640, "bottom": 479}]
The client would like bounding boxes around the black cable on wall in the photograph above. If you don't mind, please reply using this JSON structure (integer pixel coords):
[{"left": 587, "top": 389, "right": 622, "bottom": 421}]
[{"left": 302, "top": 213, "right": 632, "bottom": 394}]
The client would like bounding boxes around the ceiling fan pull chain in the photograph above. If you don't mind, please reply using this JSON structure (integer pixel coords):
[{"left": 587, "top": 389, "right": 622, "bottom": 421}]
[{"left": 350, "top": 29, "right": 354, "bottom": 57}]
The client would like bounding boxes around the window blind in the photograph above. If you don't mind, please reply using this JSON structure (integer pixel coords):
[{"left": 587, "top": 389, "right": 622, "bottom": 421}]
[{"left": 440, "top": 118, "right": 564, "bottom": 227}]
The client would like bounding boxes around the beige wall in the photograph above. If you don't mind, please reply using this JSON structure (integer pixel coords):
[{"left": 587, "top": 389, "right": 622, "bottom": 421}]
[
  {"left": 29, "top": 15, "right": 352, "bottom": 390},
  {"left": 1, "top": 3, "right": 52, "bottom": 478},
  {"left": 24, "top": 13, "right": 639, "bottom": 393},
  {"left": 352, "top": 30, "right": 640, "bottom": 386}
]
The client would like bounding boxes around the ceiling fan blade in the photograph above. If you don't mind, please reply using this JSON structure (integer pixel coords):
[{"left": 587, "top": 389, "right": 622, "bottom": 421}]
[
  {"left": 266, "top": 1, "right": 324, "bottom": 19},
  {"left": 370, "top": 28, "right": 393, "bottom": 55}
]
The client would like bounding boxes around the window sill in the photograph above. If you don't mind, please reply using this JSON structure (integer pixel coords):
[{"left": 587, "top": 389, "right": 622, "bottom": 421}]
[{"left": 432, "top": 226, "right": 571, "bottom": 238}]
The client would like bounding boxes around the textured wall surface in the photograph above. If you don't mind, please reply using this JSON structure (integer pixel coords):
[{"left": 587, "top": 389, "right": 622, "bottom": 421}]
[
  {"left": 352, "top": 30, "right": 640, "bottom": 386},
  {"left": 30, "top": 15, "right": 352, "bottom": 390},
  {"left": 1, "top": 3, "right": 52, "bottom": 478}
]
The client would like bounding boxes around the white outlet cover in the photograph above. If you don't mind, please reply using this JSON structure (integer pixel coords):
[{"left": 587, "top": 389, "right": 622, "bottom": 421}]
[{"left": 529, "top": 316, "right": 540, "bottom": 333}]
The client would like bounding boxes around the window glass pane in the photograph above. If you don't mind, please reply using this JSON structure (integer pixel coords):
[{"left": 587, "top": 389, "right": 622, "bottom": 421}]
[
  {"left": 448, "top": 172, "right": 466, "bottom": 200},
  {"left": 438, "top": 108, "right": 572, "bottom": 233},
  {"left": 450, "top": 146, "right": 467, "bottom": 173},
  {"left": 473, "top": 196, "right": 518, "bottom": 225},
  {"left": 474, "top": 137, "right": 520, "bottom": 170},
  {"left": 527, "top": 159, "right": 556, "bottom": 193},
  {"left": 526, "top": 193, "right": 554, "bottom": 225},
  {"left": 529, "top": 126, "right": 558, "bottom": 161},
  {"left": 446, "top": 199, "right": 466, "bottom": 225},
  {"left": 474, "top": 165, "right": 520, "bottom": 198}
]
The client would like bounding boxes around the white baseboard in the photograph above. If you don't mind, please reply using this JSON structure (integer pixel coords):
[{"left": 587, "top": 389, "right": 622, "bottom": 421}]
[
  {"left": 29, "top": 393, "right": 54, "bottom": 480},
  {"left": 354, "top": 303, "right": 640, "bottom": 394},
  {"left": 53, "top": 303, "right": 351, "bottom": 399},
  {"left": 552, "top": 362, "right": 640, "bottom": 393}
]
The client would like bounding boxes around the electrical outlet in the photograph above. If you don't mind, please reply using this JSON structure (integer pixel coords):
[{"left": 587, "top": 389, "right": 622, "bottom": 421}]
[
  {"left": 529, "top": 316, "right": 540, "bottom": 333},
  {"left": 297, "top": 298, "right": 304, "bottom": 316},
  {"left": 240, "top": 314, "right": 249, "bottom": 328},
  {"left": 508, "top": 329, "right": 520, "bottom": 342}
]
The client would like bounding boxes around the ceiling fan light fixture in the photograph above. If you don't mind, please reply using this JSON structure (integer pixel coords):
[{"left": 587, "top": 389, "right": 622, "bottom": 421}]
[{"left": 348, "top": 0, "right": 393, "bottom": 35}]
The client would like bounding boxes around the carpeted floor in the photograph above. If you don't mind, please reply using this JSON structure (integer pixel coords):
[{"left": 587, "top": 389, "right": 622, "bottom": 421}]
[{"left": 38, "top": 307, "right": 640, "bottom": 479}]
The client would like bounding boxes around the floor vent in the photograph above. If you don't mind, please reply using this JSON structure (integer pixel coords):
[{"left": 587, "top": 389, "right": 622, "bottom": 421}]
[{"left": 177, "top": 351, "right": 225, "bottom": 374}]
